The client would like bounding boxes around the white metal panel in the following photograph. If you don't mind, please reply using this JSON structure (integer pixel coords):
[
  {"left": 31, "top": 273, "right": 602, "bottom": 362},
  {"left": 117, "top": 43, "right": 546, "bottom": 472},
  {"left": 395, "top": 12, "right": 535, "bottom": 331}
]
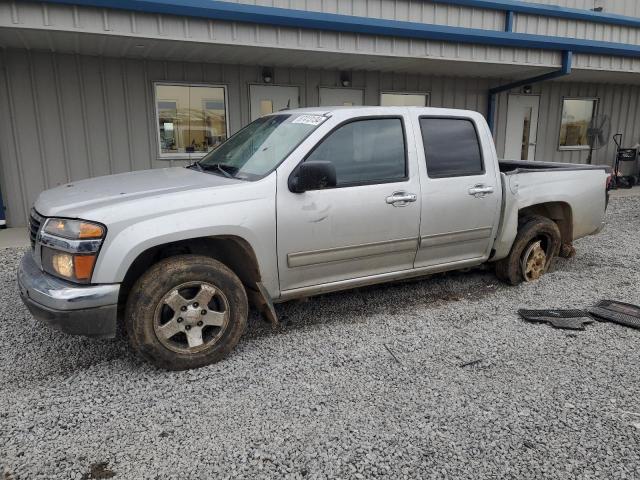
[
  {"left": 514, "top": 13, "right": 640, "bottom": 48},
  {"left": 534, "top": 0, "right": 640, "bottom": 18},
  {"left": 0, "top": 1, "right": 564, "bottom": 72},
  {"left": 225, "top": 0, "right": 505, "bottom": 30}
]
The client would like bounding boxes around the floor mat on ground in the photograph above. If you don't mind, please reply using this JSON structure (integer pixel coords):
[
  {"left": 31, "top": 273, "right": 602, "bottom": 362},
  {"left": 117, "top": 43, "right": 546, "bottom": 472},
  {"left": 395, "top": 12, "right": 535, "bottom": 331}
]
[
  {"left": 588, "top": 300, "right": 640, "bottom": 330},
  {"left": 518, "top": 309, "right": 594, "bottom": 330}
]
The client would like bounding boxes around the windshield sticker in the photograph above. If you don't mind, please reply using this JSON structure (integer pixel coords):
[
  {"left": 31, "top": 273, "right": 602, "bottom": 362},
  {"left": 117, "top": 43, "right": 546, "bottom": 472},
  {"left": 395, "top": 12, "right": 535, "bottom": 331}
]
[{"left": 292, "top": 115, "right": 326, "bottom": 126}]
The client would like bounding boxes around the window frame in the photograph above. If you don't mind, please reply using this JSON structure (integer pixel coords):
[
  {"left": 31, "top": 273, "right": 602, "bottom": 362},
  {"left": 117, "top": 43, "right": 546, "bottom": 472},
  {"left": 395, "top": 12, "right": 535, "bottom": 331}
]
[
  {"left": 380, "top": 91, "right": 431, "bottom": 107},
  {"left": 295, "top": 115, "right": 410, "bottom": 190},
  {"left": 557, "top": 96, "right": 599, "bottom": 151},
  {"left": 153, "top": 81, "right": 230, "bottom": 160},
  {"left": 419, "top": 116, "right": 486, "bottom": 179}
]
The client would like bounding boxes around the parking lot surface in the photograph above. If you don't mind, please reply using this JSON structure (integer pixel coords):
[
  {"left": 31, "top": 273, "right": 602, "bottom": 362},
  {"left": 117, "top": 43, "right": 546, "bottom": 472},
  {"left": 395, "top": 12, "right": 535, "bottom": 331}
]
[{"left": 2, "top": 194, "right": 640, "bottom": 479}]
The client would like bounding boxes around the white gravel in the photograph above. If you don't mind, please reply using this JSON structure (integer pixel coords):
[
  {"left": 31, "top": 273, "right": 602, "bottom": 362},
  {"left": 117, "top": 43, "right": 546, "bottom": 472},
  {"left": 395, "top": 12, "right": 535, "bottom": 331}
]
[{"left": 2, "top": 194, "right": 640, "bottom": 479}]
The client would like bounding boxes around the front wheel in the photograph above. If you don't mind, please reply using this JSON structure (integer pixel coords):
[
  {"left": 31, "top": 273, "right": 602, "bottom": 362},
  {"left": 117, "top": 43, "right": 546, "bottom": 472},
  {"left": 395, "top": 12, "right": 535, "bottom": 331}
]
[
  {"left": 125, "top": 255, "right": 248, "bottom": 370},
  {"left": 495, "top": 216, "right": 562, "bottom": 286}
]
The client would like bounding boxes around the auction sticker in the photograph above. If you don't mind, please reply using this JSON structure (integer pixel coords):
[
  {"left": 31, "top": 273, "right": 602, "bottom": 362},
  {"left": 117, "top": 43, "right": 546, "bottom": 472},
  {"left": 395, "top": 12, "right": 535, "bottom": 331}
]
[{"left": 292, "top": 115, "right": 326, "bottom": 126}]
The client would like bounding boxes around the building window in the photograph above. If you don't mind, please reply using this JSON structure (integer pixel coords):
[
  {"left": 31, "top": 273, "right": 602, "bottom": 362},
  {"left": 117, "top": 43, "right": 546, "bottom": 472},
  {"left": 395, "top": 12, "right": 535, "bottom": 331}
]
[
  {"left": 380, "top": 92, "right": 429, "bottom": 107},
  {"left": 559, "top": 98, "right": 598, "bottom": 150},
  {"left": 154, "top": 83, "right": 229, "bottom": 158}
]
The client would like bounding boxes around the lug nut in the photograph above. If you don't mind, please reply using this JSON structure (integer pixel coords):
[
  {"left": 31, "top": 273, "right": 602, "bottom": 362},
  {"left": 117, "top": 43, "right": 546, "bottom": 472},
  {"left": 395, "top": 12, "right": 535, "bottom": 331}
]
[
  {"left": 180, "top": 306, "right": 187, "bottom": 312},
  {"left": 177, "top": 317, "right": 183, "bottom": 323},
  {"left": 201, "top": 310, "right": 207, "bottom": 315},
  {"left": 193, "top": 302, "right": 199, "bottom": 308},
  {"left": 197, "top": 321, "right": 203, "bottom": 327},
  {"left": 185, "top": 325, "right": 191, "bottom": 331}
]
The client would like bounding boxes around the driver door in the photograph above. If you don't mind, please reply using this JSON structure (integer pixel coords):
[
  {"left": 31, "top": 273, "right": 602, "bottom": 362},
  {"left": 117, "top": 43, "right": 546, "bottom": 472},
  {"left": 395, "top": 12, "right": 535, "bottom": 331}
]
[{"left": 277, "top": 114, "right": 422, "bottom": 292}]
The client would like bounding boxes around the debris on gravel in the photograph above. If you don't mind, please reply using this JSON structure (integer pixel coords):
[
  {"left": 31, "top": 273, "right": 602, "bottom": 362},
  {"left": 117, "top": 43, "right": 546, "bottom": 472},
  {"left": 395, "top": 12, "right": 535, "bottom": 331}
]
[{"left": 1, "top": 195, "right": 640, "bottom": 479}]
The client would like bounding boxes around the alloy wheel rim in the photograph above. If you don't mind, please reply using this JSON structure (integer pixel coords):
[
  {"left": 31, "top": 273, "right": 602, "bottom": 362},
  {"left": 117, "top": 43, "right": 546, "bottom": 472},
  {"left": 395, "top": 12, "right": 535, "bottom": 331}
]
[
  {"left": 153, "top": 281, "right": 230, "bottom": 354},
  {"left": 521, "top": 240, "right": 547, "bottom": 282}
]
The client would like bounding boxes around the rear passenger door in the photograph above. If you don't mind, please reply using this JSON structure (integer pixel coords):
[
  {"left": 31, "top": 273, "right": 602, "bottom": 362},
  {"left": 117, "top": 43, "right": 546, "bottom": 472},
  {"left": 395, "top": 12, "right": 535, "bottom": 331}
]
[
  {"left": 413, "top": 115, "right": 501, "bottom": 268},
  {"left": 277, "top": 114, "right": 421, "bottom": 292}
]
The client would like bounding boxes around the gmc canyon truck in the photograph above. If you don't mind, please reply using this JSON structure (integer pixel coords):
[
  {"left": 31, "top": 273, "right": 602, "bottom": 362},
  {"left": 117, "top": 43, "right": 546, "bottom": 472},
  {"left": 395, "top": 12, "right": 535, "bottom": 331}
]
[{"left": 18, "top": 107, "right": 610, "bottom": 370}]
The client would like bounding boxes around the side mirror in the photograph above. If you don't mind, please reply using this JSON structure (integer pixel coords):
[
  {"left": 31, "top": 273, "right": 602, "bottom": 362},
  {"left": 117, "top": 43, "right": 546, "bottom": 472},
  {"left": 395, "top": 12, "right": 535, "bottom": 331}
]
[{"left": 289, "top": 161, "right": 337, "bottom": 193}]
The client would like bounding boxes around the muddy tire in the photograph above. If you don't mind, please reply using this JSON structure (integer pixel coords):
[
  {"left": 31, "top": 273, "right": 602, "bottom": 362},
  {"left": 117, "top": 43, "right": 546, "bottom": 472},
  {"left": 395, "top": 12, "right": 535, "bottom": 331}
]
[
  {"left": 125, "top": 255, "right": 248, "bottom": 370},
  {"left": 495, "top": 215, "right": 562, "bottom": 286}
]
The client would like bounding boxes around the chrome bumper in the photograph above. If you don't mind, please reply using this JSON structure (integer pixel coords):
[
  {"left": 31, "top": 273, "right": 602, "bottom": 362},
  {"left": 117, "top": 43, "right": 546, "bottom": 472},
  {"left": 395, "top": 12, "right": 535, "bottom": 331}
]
[{"left": 17, "top": 252, "right": 120, "bottom": 338}]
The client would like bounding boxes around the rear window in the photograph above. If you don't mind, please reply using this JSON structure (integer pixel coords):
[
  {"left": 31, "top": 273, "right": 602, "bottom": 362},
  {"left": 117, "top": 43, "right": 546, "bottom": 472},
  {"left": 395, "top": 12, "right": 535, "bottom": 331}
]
[{"left": 420, "top": 118, "right": 484, "bottom": 178}]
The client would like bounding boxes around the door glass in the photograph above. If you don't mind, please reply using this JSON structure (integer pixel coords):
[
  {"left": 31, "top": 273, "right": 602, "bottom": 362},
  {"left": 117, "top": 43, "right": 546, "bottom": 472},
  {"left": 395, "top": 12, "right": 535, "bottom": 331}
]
[
  {"left": 420, "top": 118, "right": 483, "bottom": 178},
  {"left": 520, "top": 107, "right": 532, "bottom": 160},
  {"left": 306, "top": 118, "right": 406, "bottom": 186}
]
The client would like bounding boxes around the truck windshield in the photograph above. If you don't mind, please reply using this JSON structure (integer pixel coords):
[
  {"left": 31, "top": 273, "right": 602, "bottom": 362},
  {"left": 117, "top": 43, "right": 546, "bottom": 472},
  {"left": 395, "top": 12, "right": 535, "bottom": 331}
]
[{"left": 198, "top": 113, "right": 327, "bottom": 180}]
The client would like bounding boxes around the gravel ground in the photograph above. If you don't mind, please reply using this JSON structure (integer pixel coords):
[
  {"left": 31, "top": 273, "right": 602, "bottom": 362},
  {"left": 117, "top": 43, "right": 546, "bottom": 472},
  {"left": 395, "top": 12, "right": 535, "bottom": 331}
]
[{"left": 2, "top": 194, "right": 640, "bottom": 480}]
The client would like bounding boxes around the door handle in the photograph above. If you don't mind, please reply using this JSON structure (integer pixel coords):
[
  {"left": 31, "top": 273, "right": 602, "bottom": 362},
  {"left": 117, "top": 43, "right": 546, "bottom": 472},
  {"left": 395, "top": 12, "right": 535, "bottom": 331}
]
[
  {"left": 468, "top": 185, "right": 495, "bottom": 197},
  {"left": 386, "top": 191, "right": 417, "bottom": 206}
]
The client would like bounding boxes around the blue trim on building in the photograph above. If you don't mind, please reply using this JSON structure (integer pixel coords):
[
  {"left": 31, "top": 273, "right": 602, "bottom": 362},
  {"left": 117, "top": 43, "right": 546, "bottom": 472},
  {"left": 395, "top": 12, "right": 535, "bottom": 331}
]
[
  {"left": 504, "top": 10, "right": 514, "bottom": 32},
  {"left": 433, "top": 0, "right": 640, "bottom": 29},
  {"left": 487, "top": 51, "right": 573, "bottom": 133},
  {"left": 33, "top": 0, "right": 640, "bottom": 58}
]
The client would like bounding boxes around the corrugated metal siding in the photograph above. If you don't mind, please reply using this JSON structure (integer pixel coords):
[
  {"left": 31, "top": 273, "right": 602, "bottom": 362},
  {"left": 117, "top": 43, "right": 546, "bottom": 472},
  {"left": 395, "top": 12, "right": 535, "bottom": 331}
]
[
  {"left": 0, "top": 1, "right": 560, "bottom": 69},
  {"left": 535, "top": 0, "right": 640, "bottom": 18},
  {"left": 514, "top": 13, "right": 640, "bottom": 49},
  {"left": 227, "top": 0, "right": 640, "bottom": 46},
  {"left": 494, "top": 79, "right": 640, "bottom": 166},
  {"left": 225, "top": 0, "right": 506, "bottom": 29},
  {"left": 1, "top": 49, "right": 639, "bottom": 227}
]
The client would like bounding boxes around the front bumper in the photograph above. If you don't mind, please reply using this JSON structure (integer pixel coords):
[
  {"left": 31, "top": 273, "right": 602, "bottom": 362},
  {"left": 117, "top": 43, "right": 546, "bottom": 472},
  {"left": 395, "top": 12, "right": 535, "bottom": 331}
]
[{"left": 17, "top": 252, "right": 120, "bottom": 338}]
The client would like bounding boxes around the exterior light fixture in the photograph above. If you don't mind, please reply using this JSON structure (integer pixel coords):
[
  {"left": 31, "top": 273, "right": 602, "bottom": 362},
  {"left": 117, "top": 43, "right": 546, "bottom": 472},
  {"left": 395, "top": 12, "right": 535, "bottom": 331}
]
[
  {"left": 340, "top": 71, "right": 352, "bottom": 88},
  {"left": 262, "top": 67, "right": 273, "bottom": 83}
]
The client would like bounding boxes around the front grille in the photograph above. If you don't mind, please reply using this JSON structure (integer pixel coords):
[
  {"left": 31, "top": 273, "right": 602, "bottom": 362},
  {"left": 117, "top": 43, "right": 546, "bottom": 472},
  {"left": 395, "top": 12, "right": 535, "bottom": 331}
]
[{"left": 28, "top": 209, "right": 44, "bottom": 249}]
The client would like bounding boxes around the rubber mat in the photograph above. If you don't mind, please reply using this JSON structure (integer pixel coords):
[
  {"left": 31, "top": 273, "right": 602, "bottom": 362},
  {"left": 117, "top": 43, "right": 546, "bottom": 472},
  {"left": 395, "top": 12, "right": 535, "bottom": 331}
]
[
  {"left": 518, "top": 309, "right": 594, "bottom": 330},
  {"left": 588, "top": 300, "right": 640, "bottom": 330}
]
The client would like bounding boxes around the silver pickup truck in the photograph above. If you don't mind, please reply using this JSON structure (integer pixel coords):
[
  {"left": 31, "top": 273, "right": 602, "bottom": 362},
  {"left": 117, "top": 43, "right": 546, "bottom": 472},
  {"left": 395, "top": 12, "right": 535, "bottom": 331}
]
[{"left": 18, "top": 107, "right": 610, "bottom": 370}]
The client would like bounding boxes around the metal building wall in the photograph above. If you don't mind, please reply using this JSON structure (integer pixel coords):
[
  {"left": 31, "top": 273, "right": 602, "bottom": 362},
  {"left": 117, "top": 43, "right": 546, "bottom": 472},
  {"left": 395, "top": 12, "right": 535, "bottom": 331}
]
[
  {"left": 535, "top": 0, "right": 640, "bottom": 18},
  {"left": 0, "top": 49, "right": 638, "bottom": 227}
]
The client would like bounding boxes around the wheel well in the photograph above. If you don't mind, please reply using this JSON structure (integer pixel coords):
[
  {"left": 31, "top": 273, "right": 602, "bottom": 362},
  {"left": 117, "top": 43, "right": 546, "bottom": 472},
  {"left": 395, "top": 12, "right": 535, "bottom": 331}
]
[
  {"left": 118, "top": 236, "right": 261, "bottom": 310},
  {"left": 519, "top": 202, "right": 573, "bottom": 245}
]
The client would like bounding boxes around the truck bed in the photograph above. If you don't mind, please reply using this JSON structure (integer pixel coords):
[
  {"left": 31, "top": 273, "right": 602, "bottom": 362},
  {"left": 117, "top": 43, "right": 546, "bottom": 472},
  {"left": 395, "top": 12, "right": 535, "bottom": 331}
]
[
  {"left": 499, "top": 159, "right": 611, "bottom": 174},
  {"left": 491, "top": 160, "right": 609, "bottom": 263}
]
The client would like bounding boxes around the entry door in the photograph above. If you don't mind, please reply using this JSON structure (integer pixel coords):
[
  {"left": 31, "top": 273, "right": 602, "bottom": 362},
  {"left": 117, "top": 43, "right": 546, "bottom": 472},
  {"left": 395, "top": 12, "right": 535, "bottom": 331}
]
[
  {"left": 504, "top": 95, "right": 539, "bottom": 161},
  {"left": 277, "top": 115, "right": 421, "bottom": 292},
  {"left": 318, "top": 87, "right": 364, "bottom": 106},
  {"left": 414, "top": 116, "right": 501, "bottom": 269},
  {"left": 249, "top": 85, "right": 299, "bottom": 121}
]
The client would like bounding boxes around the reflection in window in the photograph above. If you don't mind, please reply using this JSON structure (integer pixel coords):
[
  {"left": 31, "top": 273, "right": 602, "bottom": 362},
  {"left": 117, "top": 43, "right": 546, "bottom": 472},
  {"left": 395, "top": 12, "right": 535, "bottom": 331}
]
[
  {"left": 559, "top": 98, "right": 597, "bottom": 149},
  {"left": 381, "top": 93, "right": 428, "bottom": 107},
  {"left": 155, "top": 84, "right": 228, "bottom": 157},
  {"left": 306, "top": 118, "right": 406, "bottom": 186}
]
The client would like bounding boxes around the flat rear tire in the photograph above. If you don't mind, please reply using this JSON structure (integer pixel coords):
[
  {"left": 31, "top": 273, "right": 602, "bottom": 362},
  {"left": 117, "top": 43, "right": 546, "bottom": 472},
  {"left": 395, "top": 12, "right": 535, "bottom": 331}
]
[{"left": 495, "top": 216, "right": 562, "bottom": 286}]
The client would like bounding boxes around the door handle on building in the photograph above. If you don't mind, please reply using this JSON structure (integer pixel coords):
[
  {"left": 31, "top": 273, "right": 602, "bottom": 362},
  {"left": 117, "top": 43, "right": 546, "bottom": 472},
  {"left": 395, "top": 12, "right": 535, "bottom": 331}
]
[
  {"left": 386, "top": 192, "right": 417, "bottom": 206},
  {"left": 468, "top": 185, "right": 495, "bottom": 197}
]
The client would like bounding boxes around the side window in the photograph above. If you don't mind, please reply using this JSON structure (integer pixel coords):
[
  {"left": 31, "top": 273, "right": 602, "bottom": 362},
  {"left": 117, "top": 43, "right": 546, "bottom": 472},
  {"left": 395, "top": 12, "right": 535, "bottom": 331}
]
[
  {"left": 420, "top": 118, "right": 484, "bottom": 178},
  {"left": 306, "top": 118, "right": 406, "bottom": 186}
]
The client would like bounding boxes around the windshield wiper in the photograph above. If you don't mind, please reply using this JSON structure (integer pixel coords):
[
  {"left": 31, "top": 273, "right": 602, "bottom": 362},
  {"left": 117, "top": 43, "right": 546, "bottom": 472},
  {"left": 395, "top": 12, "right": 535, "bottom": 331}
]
[
  {"left": 187, "top": 161, "right": 203, "bottom": 172},
  {"left": 201, "top": 163, "right": 235, "bottom": 178}
]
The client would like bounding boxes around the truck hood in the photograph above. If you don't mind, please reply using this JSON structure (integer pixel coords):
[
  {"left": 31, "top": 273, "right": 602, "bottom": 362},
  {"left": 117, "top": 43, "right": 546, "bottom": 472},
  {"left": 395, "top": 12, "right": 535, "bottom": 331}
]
[{"left": 35, "top": 167, "right": 245, "bottom": 220}]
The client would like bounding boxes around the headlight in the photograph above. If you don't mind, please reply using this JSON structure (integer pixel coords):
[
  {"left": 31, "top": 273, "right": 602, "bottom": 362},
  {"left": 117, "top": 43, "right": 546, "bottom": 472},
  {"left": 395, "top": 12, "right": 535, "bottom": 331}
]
[
  {"left": 40, "top": 218, "right": 106, "bottom": 284},
  {"left": 43, "top": 218, "right": 105, "bottom": 239}
]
